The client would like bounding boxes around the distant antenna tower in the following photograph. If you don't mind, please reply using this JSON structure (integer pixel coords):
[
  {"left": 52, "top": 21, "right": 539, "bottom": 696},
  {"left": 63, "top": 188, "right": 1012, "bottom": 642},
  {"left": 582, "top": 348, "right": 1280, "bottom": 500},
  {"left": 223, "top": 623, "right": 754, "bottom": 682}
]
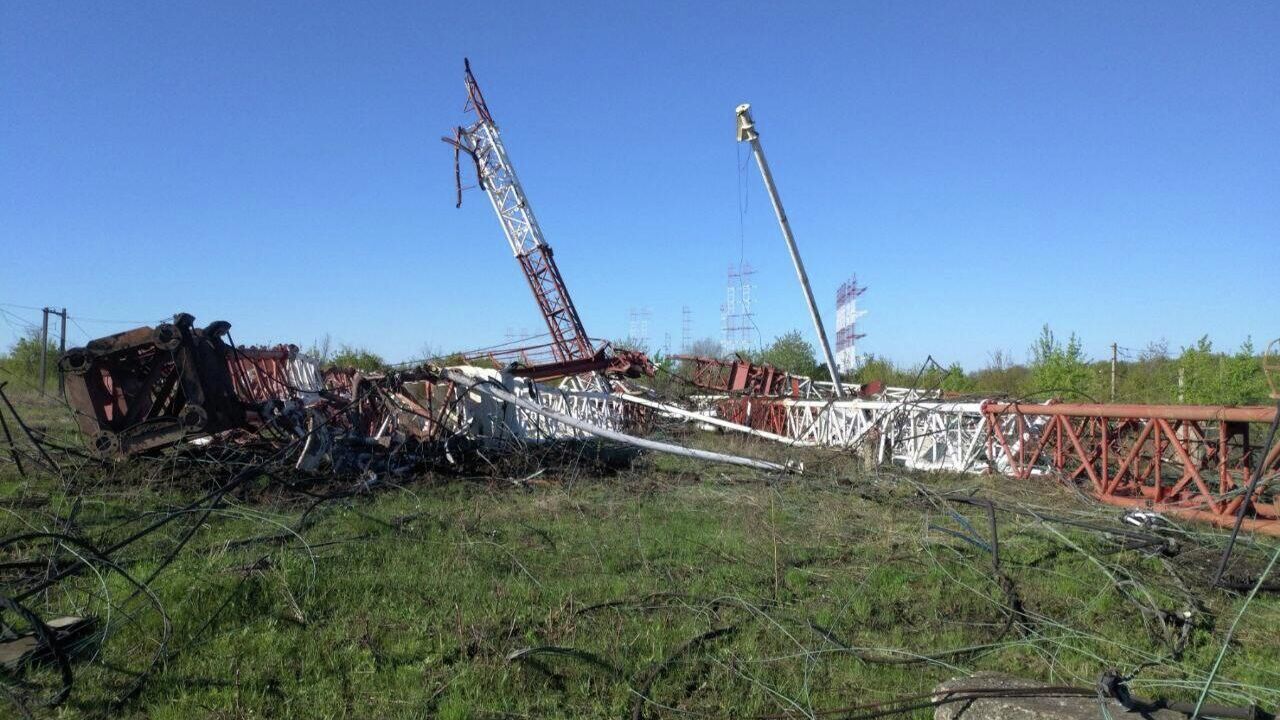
[
  {"left": 835, "top": 275, "right": 867, "bottom": 372},
  {"left": 681, "top": 306, "right": 692, "bottom": 352},
  {"left": 627, "top": 306, "right": 652, "bottom": 349},
  {"left": 721, "top": 261, "right": 757, "bottom": 351},
  {"left": 663, "top": 332, "right": 672, "bottom": 355}
]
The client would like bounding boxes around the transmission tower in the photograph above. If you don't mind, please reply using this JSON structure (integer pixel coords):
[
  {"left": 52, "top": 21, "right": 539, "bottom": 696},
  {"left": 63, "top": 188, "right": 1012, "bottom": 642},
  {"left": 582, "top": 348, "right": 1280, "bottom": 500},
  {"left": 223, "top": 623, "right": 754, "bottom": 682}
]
[
  {"left": 721, "top": 262, "right": 756, "bottom": 351},
  {"left": 681, "top": 306, "right": 692, "bottom": 352},
  {"left": 835, "top": 275, "right": 867, "bottom": 372},
  {"left": 627, "top": 306, "right": 652, "bottom": 349}
]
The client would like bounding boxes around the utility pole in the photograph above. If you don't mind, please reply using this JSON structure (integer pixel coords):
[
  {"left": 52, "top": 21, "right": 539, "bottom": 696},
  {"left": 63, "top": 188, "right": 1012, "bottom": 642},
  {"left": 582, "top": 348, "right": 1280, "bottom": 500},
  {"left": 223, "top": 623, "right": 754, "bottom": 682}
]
[
  {"left": 37, "top": 307, "right": 68, "bottom": 396},
  {"left": 39, "top": 308, "right": 49, "bottom": 395},
  {"left": 1110, "top": 343, "right": 1117, "bottom": 402},
  {"left": 57, "top": 307, "right": 67, "bottom": 397},
  {"left": 735, "top": 103, "right": 843, "bottom": 397},
  {"left": 1178, "top": 367, "right": 1186, "bottom": 404}
]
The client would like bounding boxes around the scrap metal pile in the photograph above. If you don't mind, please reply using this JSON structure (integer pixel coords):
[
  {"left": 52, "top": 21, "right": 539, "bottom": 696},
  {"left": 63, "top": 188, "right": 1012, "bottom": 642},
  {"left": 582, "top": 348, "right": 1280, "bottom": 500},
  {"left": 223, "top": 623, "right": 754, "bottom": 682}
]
[
  {"left": 49, "top": 313, "right": 1280, "bottom": 540},
  {"left": 673, "top": 354, "right": 1280, "bottom": 536},
  {"left": 55, "top": 313, "right": 792, "bottom": 476}
]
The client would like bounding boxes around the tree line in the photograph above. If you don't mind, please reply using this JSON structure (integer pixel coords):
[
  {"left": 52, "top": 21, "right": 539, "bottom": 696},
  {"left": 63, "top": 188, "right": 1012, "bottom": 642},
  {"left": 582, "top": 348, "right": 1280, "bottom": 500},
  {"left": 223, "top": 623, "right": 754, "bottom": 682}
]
[
  {"left": 6, "top": 324, "right": 1274, "bottom": 406},
  {"left": 646, "top": 325, "right": 1275, "bottom": 407}
]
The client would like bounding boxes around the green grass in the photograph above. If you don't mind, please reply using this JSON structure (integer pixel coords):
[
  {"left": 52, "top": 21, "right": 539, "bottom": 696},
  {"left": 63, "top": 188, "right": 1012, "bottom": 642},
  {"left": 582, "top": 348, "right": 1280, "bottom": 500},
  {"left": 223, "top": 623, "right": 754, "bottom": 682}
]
[{"left": 1, "top": 385, "right": 1278, "bottom": 719}]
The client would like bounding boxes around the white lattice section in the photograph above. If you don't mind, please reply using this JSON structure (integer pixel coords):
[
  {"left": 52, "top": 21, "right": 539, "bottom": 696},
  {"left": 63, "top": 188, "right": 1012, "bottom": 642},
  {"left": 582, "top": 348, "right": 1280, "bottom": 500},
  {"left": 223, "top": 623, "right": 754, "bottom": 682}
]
[{"left": 444, "top": 368, "right": 632, "bottom": 444}]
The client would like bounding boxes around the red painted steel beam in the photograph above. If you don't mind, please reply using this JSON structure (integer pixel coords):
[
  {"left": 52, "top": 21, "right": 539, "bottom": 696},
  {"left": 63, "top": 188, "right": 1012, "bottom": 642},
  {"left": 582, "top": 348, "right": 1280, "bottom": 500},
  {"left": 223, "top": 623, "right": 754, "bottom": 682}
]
[
  {"left": 981, "top": 402, "right": 1275, "bottom": 423},
  {"left": 983, "top": 401, "right": 1280, "bottom": 535},
  {"left": 672, "top": 355, "right": 803, "bottom": 397},
  {"left": 1099, "top": 495, "right": 1280, "bottom": 537},
  {"left": 461, "top": 341, "right": 654, "bottom": 382}
]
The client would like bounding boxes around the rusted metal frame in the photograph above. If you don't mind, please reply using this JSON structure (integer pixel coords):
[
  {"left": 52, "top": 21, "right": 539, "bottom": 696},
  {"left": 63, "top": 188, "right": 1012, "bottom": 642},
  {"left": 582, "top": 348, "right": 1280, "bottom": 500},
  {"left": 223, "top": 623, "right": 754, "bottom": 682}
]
[
  {"left": 1056, "top": 415, "right": 1104, "bottom": 492},
  {"left": 981, "top": 402, "right": 1276, "bottom": 423},
  {"left": 170, "top": 318, "right": 208, "bottom": 425},
  {"left": 1063, "top": 417, "right": 1104, "bottom": 490},
  {"left": 1265, "top": 440, "right": 1280, "bottom": 477},
  {"left": 64, "top": 330, "right": 154, "bottom": 432},
  {"left": 1152, "top": 419, "right": 1164, "bottom": 500},
  {"left": 487, "top": 345, "right": 654, "bottom": 383},
  {"left": 984, "top": 405, "right": 1270, "bottom": 527},
  {"left": 673, "top": 355, "right": 804, "bottom": 398},
  {"left": 1017, "top": 413, "right": 1026, "bottom": 471},
  {"left": 227, "top": 347, "right": 297, "bottom": 404},
  {"left": 1101, "top": 418, "right": 1109, "bottom": 491},
  {"left": 1152, "top": 417, "right": 1222, "bottom": 513},
  {"left": 1159, "top": 420, "right": 1212, "bottom": 505},
  {"left": 984, "top": 411, "right": 1023, "bottom": 478},
  {"left": 1105, "top": 420, "right": 1155, "bottom": 497},
  {"left": 515, "top": 249, "right": 593, "bottom": 363},
  {"left": 1098, "top": 495, "right": 1280, "bottom": 537},
  {"left": 1162, "top": 415, "right": 1269, "bottom": 515},
  {"left": 119, "top": 357, "right": 173, "bottom": 427},
  {"left": 60, "top": 315, "right": 254, "bottom": 458},
  {"left": 1104, "top": 417, "right": 1141, "bottom": 491},
  {"left": 234, "top": 343, "right": 325, "bottom": 399},
  {"left": 1178, "top": 420, "right": 1225, "bottom": 498},
  {"left": 1054, "top": 416, "right": 1063, "bottom": 471},
  {"left": 1218, "top": 421, "right": 1233, "bottom": 499},
  {"left": 1064, "top": 417, "right": 1097, "bottom": 483},
  {"left": 1014, "top": 412, "right": 1055, "bottom": 480},
  {"left": 63, "top": 330, "right": 187, "bottom": 455},
  {"left": 1132, "top": 420, "right": 1161, "bottom": 502}
]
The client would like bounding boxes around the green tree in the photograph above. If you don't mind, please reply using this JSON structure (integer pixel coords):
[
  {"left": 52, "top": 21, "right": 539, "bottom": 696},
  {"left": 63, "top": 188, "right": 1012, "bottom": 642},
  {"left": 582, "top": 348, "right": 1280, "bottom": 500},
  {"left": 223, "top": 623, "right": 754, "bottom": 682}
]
[
  {"left": 940, "top": 361, "right": 976, "bottom": 394},
  {"left": 1177, "top": 335, "right": 1218, "bottom": 404},
  {"left": 1222, "top": 338, "right": 1268, "bottom": 405},
  {"left": 306, "top": 333, "right": 333, "bottom": 364},
  {"left": 329, "top": 344, "right": 386, "bottom": 372},
  {"left": 853, "top": 354, "right": 899, "bottom": 385},
  {"left": 970, "top": 349, "right": 1032, "bottom": 398},
  {"left": 758, "top": 331, "right": 819, "bottom": 377},
  {"left": 1177, "top": 336, "right": 1269, "bottom": 405},
  {"left": 1028, "top": 325, "right": 1092, "bottom": 399},
  {"left": 612, "top": 337, "right": 649, "bottom": 354},
  {"left": 0, "top": 329, "right": 59, "bottom": 381},
  {"left": 1116, "top": 340, "right": 1177, "bottom": 404}
]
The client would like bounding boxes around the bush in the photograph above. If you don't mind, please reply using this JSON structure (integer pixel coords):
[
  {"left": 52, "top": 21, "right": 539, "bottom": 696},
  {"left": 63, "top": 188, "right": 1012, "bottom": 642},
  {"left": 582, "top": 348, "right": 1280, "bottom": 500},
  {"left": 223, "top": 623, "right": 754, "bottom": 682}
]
[
  {"left": 1177, "top": 336, "right": 1268, "bottom": 406},
  {"left": 757, "top": 331, "right": 819, "bottom": 378},
  {"left": 0, "top": 329, "right": 59, "bottom": 382},
  {"left": 328, "top": 344, "right": 386, "bottom": 372},
  {"left": 1028, "top": 325, "right": 1093, "bottom": 400}
]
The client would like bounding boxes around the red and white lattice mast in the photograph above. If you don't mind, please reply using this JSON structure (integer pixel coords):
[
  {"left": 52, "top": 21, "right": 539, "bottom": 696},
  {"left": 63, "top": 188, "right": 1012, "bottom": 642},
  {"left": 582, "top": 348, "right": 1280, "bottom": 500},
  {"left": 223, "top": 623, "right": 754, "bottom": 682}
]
[
  {"left": 835, "top": 276, "right": 867, "bottom": 373},
  {"left": 446, "top": 59, "right": 594, "bottom": 365}
]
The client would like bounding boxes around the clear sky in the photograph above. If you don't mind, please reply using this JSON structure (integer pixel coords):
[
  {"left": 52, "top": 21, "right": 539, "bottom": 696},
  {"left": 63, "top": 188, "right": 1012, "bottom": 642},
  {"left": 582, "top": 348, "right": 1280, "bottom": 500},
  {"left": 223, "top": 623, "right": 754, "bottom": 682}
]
[{"left": 2, "top": 2, "right": 1276, "bottom": 369}]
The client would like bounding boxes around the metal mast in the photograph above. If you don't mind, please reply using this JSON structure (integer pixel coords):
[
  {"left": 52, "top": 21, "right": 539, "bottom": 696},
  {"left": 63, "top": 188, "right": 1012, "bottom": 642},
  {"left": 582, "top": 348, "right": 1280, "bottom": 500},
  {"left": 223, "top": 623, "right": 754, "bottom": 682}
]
[
  {"left": 735, "top": 103, "right": 844, "bottom": 397},
  {"left": 448, "top": 59, "right": 594, "bottom": 364}
]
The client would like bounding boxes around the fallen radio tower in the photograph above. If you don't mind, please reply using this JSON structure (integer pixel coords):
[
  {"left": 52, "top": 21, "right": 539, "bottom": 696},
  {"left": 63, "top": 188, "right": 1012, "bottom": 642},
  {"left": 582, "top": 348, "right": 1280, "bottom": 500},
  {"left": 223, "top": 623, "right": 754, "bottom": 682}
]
[{"left": 677, "top": 369, "right": 1280, "bottom": 536}]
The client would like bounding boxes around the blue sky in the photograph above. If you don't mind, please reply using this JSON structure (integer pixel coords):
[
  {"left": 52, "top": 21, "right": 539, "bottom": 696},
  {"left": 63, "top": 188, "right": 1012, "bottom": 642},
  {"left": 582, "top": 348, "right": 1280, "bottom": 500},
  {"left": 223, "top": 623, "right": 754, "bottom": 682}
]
[{"left": 2, "top": 2, "right": 1276, "bottom": 369}]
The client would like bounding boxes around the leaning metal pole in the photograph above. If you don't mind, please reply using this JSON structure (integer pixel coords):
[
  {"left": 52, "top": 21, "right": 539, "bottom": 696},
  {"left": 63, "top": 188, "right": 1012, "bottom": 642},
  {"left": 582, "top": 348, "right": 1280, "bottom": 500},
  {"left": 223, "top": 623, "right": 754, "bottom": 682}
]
[
  {"left": 735, "top": 104, "right": 844, "bottom": 397},
  {"left": 444, "top": 369, "right": 796, "bottom": 473}
]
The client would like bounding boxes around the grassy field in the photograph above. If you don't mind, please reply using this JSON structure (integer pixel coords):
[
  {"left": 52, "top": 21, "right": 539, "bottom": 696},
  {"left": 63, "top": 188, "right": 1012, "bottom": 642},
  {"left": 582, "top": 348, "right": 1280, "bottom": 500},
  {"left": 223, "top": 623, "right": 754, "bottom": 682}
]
[{"left": 1, "top": 384, "right": 1278, "bottom": 719}]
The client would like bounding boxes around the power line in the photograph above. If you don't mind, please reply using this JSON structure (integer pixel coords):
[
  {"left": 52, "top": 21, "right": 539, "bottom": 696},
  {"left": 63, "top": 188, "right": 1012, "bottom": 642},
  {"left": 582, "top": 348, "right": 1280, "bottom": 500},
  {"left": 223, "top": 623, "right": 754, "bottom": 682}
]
[{"left": 0, "top": 302, "right": 159, "bottom": 326}]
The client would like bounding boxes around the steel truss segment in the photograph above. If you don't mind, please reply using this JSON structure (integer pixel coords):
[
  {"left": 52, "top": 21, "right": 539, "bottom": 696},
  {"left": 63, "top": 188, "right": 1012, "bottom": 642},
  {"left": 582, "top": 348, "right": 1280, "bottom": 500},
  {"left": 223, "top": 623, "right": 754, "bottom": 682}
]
[
  {"left": 440, "top": 368, "right": 642, "bottom": 443},
  {"left": 455, "top": 64, "right": 594, "bottom": 363},
  {"left": 699, "top": 392, "right": 1278, "bottom": 533},
  {"left": 980, "top": 403, "right": 1280, "bottom": 534}
]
